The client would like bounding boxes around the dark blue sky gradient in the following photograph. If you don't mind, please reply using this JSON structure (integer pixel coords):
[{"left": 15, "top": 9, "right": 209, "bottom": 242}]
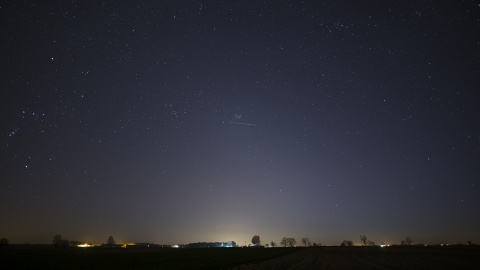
[{"left": 1, "top": 1, "right": 479, "bottom": 246}]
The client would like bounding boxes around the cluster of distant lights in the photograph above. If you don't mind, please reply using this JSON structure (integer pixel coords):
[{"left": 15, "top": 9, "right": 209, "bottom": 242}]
[
  {"left": 77, "top": 243, "right": 96, "bottom": 248},
  {"left": 77, "top": 243, "right": 443, "bottom": 248},
  {"left": 77, "top": 243, "right": 140, "bottom": 248},
  {"left": 77, "top": 243, "right": 236, "bottom": 248}
]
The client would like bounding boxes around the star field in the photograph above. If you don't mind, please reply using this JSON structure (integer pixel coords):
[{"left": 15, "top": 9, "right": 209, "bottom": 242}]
[{"left": 1, "top": 1, "right": 479, "bottom": 246}]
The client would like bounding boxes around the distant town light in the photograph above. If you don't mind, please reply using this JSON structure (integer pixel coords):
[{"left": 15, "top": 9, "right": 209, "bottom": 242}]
[
  {"left": 122, "top": 243, "right": 137, "bottom": 248},
  {"left": 77, "top": 243, "right": 94, "bottom": 248}
]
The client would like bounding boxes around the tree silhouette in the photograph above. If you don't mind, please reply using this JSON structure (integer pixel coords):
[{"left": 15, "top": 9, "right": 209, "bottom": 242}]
[
  {"left": 405, "top": 236, "right": 413, "bottom": 245},
  {"left": 301, "top": 237, "right": 311, "bottom": 247},
  {"left": 107, "top": 236, "right": 115, "bottom": 247},
  {"left": 341, "top": 240, "right": 353, "bottom": 246},
  {"left": 270, "top": 241, "right": 277, "bottom": 247},
  {"left": 287, "top": 237, "right": 297, "bottom": 247},
  {"left": 251, "top": 235, "right": 260, "bottom": 246},
  {"left": 52, "top": 235, "right": 63, "bottom": 248},
  {"left": 359, "top": 235, "right": 367, "bottom": 246},
  {"left": 280, "top": 237, "right": 288, "bottom": 247},
  {"left": 280, "top": 237, "right": 297, "bottom": 247}
]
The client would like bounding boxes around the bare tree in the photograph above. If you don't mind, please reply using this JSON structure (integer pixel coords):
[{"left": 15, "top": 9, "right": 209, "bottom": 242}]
[
  {"left": 341, "top": 240, "right": 353, "bottom": 246},
  {"left": 251, "top": 235, "right": 260, "bottom": 246},
  {"left": 280, "top": 237, "right": 288, "bottom": 247},
  {"left": 301, "top": 237, "right": 311, "bottom": 247},
  {"left": 359, "top": 235, "right": 367, "bottom": 246},
  {"left": 405, "top": 236, "right": 413, "bottom": 246},
  {"left": 107, "top": 236, "right": 115, "bottom": 247},
  {"left": 287, "top": 237, "right": 297, "bottom": 247},
  {"left": 52, "top": 235, "right": 63, "bottom": 249},
  {"left": 270, "top": 241, "right": 277, "bottom": 247}
]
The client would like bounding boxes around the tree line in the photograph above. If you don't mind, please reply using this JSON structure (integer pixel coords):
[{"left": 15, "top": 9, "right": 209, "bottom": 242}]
[
  {"left": 2, "top": 234, "right": 476, "bottom": 248},
  {"left": 262, "top": 235, "right": 420, "bottom": 248},
  {"left": 51, "top": 235, "right": 116, "bottom": 249},
  {"left": 253, "top": 236, "right": 317, "bottom": 248}
]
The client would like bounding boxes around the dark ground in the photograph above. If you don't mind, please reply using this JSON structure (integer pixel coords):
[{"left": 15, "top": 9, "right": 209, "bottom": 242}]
[
  {"left": 0, "top": 246, "right": 297, "bottom": 270},
  {"left": 233, "top": 246, "right": 480, "bottom": 270},
  {"left": 1, "top": 246, "right": 479, "bottom": 270}
]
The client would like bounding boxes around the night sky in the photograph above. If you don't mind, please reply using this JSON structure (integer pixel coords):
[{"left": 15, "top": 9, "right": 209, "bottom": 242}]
[{"left": 1, "top": 1, "right": 479, "bottom": 246}]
